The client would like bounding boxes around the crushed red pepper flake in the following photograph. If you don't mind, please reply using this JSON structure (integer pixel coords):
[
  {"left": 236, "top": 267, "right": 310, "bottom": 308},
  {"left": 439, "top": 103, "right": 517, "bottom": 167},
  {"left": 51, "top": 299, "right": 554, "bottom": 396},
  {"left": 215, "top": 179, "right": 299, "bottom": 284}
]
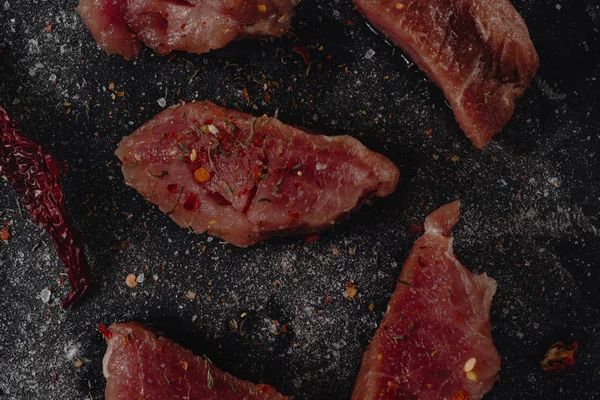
[
  {"left": 292, "top": 45, "right": 311, "bottom": 64},
  {"left": 541, "top": 341, "right": 578, "bottom": 372},
  {"left": 408, "top": 224, "right": 423, "bottom": 236},
  {"left": 346, "top": 281, "right": 358, "bottom": 299},
  {"left": 45, "top": 24, "right": 53, "bottom": 33},
  {"left": 1, "top": 224, "right": 10, "bottom": 241},
  {"left": 241, "top": 88, "right": 250, "bottom": 102},
  {"left": 304, "top": 233, "right": 320, "bottom": 243}
]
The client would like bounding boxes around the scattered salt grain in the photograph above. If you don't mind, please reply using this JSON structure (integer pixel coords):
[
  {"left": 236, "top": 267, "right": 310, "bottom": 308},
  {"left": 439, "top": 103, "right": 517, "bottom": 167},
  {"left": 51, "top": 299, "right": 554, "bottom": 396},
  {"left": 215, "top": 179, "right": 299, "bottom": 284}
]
[
  {"left": 135, "top": 273, "right": 145, "bottom": 284},
  {"left": 364, "top": 49, "right": 375, "bottom": 59},
  {"left": 40, "top": 288, "right": 51, "bottom": 303},
  {"left": 185, "top": 290, "right": 196, "bottom": 300},
  {"left": 157, "top": 98, "right": 167, "bottom": 107}
]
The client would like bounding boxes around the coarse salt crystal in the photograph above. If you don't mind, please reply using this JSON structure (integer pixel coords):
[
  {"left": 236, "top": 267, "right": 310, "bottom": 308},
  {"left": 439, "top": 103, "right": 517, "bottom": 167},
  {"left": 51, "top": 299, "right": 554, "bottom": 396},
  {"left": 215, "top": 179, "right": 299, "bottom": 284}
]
[
  {"left": 136, "top": 273, "right": 145, "bottom": 284},
  {"left": 40, "top": 288, "right": 51, "bottom": 303}
]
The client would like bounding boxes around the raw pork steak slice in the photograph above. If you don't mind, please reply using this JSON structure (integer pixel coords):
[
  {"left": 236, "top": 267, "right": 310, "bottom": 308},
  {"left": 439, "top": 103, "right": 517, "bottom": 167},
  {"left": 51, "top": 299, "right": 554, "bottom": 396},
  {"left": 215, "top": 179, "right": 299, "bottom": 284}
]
[
  {"left": 116, "top": 101, "right": 399, "bottom": 247},
  {"left": 77, "top": 0, "right": 299, "bottom": 58},
  {"left": 102, "top": 322, "right": 286, "bottom": 399},
  {"left": 352, "top": 201, "right": 501, "bottom": 400},
  {"left": 353, "top": 0, "right": 539, "bottom": 148}
]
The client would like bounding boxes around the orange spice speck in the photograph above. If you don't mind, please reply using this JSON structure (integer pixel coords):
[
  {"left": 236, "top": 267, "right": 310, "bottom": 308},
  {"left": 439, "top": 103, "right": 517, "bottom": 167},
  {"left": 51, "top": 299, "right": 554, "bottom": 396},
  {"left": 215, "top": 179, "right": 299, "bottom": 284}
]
[
  {"left": 194, "top": 167, "right": 211, "bottom": 183},
  {"left": 453, "top": 390, "right": 469, "bottom": 400},
  {"left": 1, "top": 225, "right": 11, "bottom": 241},
  {"left": 125, "top": 274, "right": 137, "bottom": 288}
]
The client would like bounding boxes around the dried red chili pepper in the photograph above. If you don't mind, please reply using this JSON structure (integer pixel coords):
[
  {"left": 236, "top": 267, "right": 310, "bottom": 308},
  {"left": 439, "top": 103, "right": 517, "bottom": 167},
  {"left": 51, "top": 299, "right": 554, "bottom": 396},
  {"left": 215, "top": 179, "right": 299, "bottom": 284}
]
[{"left": 0, "top": 105, "right": 90, "bottom": 308}]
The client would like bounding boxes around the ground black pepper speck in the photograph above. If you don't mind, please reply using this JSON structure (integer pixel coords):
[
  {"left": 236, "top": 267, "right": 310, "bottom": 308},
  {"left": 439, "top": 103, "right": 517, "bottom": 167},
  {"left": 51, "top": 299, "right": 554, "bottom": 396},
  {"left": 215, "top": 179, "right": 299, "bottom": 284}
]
[{"left": 0, "top": 1, "right": 599, "bottom": 399}]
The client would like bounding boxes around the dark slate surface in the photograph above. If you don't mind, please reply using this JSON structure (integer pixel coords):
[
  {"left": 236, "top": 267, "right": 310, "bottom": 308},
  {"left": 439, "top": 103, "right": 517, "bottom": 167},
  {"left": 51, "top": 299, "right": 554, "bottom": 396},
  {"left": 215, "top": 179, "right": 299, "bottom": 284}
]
[{"left": 0, "top": 1, "right": 599, "bottom": 399}]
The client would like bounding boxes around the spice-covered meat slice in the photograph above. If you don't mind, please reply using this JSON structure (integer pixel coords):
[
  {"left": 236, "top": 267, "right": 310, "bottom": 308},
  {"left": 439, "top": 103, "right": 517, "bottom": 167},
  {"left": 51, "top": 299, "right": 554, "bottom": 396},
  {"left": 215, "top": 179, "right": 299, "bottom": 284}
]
[
  {"left": 352, "top": 201, "right": 501, "bottom": 399},
  {"left": 353, "top": 0, "right": 539, "bottom": 148},
  {"left": 116, "top": 101, "right": 399, "bottom": 247},
  {"left": 77, "top": 0, "right": 299, "bottom": 58},
  {"left": 102, "top": 322, "right": 286, "bottom": 399}
]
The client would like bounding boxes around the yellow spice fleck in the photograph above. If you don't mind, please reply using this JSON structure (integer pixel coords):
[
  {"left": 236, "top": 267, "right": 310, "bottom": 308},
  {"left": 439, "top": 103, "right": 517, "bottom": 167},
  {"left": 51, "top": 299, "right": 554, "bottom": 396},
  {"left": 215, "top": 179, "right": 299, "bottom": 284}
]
[
  {"left": 463, "top": 357, "right": 477, "bottom": 372},
  {"left": 257, "top": 4, "right": 267, "bottom": 12},
  {"left": 466, "top": 371, "right": 478, "bottom": 382}
]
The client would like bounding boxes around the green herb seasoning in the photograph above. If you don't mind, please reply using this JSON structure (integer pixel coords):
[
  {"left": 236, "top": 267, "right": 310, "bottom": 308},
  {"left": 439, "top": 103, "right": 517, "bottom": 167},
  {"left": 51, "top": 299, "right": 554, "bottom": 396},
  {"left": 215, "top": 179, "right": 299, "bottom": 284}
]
[
  {"left": 146, "top": 170, "right": 169, "bottom": 179},
  {"left": 223, "top": 182, "right": 233, "bottom": 198},
  {"left": 215, "top": 144, "right": 230, "bottom": 157},
  {"left": 166, "top": 186, "right": 184, "bottom": 215},
  {"left": 224, "top": 121, "right": 238, "bottom": 133},
  {"left": 248, "top": 118, "right": 257, "bottom": 143},
  {"left": 178, "top": 142, "right": 190, "bottom": 154},
  {"left": 272, "top": 176, "right": 285, "bottom": 195}
]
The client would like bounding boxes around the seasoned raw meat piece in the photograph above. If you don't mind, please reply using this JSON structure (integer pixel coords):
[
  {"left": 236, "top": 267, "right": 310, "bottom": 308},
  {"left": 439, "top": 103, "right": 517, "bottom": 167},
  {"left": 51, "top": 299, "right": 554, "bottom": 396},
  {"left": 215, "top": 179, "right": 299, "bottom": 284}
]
[
  {"left": 353, "top": 0, "right": 539, "bottom": 148},
  {"left": 102, "top": 322, "right": 286, "bottom": 399},
  {"left": 116, "top": 101, "right": 399, "bottom": 247},
  {"left": 77, "top": 0, "right": 299, "bottom": 58},
  {"left": 352, "top": 201, "right": 501, "bottom": 400}
]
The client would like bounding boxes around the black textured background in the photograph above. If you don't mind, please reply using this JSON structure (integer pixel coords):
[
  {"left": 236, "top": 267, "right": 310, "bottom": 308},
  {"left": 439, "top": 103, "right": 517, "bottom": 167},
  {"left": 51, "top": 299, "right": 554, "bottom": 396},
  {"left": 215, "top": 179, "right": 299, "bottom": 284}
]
[{"left": 1, "top": 1, "right": 599, "bottom": 399}]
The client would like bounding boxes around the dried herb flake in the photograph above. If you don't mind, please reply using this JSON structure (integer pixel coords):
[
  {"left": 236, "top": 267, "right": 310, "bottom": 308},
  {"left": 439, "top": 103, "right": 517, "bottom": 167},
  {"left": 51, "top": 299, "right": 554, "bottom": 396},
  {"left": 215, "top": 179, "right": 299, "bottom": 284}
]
[
  {"left": 272, "top": 176, "right": 285, "bottom": 195},
  {"left": 178, "top": 142, "right": 190, "bottom": 154},
  {"left": 166, "top": 186, "right": 184, "bottom": 215}
]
